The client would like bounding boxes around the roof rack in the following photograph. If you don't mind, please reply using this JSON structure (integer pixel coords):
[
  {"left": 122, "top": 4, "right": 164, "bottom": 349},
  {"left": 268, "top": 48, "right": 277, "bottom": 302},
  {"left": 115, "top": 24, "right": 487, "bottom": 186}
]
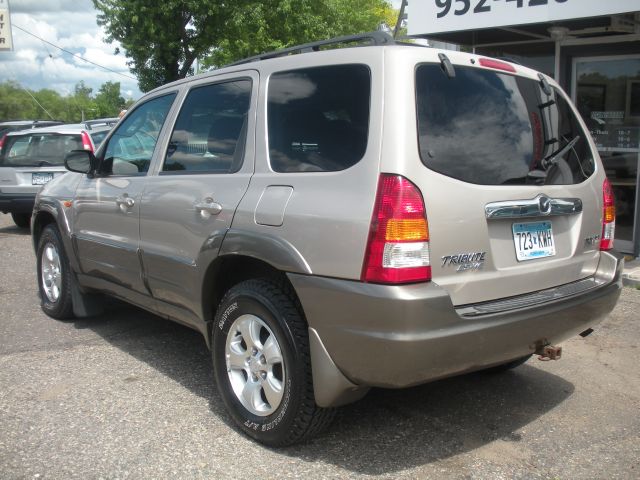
[{"left": 227, "top": 31, "right": 394, "bottom": 67}]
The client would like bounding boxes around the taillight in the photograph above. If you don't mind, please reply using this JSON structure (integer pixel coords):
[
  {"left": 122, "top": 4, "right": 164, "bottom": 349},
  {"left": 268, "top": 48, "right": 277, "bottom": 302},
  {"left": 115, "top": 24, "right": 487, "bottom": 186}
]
[
  {"left": 81, "top": 131, "right": 93, "bottom": 151},
  {"left": 478, "top": 58, "right": 516, "bottom": 73},
  {"left": 362, "top": 174, "right": 431, "bottom": 284},
  {"left": 600, "top": 178, "right": 615, "bottom": 251},
  {"left": 0, "top": 133, "right": 6, "bottom": 150}
]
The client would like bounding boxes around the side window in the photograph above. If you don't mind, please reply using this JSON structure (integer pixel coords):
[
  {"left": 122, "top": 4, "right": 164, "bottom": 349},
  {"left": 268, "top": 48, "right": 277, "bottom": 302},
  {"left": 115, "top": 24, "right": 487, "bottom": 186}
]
[
  {"left": 268, "top": 64, "right": 371, "bottom": 173},
  {"left": 7, "top": 136, "right": 32, "bottom": 158},
  {"left": 162, "top": 79, "right": 251, "bottom": 174},
  {"left": 103, "top": 93, "right": 176, "bottom": 175}
]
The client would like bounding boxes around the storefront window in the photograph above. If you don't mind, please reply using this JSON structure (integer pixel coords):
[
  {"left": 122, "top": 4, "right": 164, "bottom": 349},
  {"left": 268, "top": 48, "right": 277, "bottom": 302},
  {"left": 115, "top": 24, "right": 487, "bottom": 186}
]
[{"left": 575, "top": 56, "right": 640, "bottom": 253}]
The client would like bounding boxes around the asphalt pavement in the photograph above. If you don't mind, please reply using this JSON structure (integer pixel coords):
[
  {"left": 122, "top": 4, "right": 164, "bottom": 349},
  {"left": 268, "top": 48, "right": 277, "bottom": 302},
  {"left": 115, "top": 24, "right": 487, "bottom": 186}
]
[{"left": 0, "top": 212, "right": 639, "bottom": 479}]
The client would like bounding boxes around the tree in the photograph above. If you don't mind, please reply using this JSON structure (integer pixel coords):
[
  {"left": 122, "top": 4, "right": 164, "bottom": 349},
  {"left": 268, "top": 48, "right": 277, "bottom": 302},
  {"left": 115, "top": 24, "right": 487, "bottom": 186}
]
[
  {"left": 203, "top": 0, "right": 397, "bottom": 67},
  {"left": 72, "top": 81, "right": 98, "bottom": 121},
  {"left": 95, "top": 81, "right": 125, "bottom": 117},
  {"left": 0, "top": 81, "right": 132, "bottom": 122},
  {"left": 93, "top": 0, "right": 396, "bottom": 92}
]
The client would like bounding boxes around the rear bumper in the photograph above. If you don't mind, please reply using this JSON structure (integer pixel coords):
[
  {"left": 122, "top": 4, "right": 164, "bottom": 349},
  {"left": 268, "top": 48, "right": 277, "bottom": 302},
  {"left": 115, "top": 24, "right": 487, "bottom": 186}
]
[
  {"left": 0, "top": 193, "right": 36, "bottom": 214},
  {"left": 289, "top": 251, "right": 623, "bottom": 401}
]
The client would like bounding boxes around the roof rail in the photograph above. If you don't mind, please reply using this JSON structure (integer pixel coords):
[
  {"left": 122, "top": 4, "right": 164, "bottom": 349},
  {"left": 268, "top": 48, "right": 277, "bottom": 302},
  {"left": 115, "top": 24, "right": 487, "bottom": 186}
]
[
  {"left": 84, "top": 118, "right": 119, "bottom": 130},
  {"left": 227, "top": 31, "right": 394, "bottom": 67}
]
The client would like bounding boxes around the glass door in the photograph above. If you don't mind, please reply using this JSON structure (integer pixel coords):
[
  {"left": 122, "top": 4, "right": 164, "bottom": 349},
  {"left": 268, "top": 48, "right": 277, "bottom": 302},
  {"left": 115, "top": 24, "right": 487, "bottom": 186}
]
[{"left": 573, "top": 55, "right": 640, "bottom": 255}]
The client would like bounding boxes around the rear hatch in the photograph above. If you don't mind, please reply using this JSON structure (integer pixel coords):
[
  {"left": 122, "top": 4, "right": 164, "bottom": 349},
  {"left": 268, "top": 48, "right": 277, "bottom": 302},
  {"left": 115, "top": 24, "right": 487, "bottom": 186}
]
[
  {"left": 0, "top": 132, "right": 75, "bottom": 192},
  {"left": 398, "top": 53, "right": 606, "bottom": 306}
]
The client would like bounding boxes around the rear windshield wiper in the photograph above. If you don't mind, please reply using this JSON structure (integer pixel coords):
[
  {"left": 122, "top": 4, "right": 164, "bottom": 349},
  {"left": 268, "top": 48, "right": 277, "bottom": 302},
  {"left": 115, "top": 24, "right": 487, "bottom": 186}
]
[{"left": 542, "top": 135, "right": 580, "bottom": 170}]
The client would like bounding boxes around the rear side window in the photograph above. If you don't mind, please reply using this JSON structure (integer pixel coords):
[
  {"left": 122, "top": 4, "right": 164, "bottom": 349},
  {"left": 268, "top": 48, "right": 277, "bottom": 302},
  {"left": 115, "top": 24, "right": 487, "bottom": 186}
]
[
  {"left": 268, "top": 64, "right": 370, "bottom": 173},
  {"left": 416, "top": 64, "right": 594, "bottom": 185},
  {"left": 162, "top": 79, "right": 251, "bottom": 174},
  {"left": 0, "top": 134, "right": 81, "bottom": 167}
]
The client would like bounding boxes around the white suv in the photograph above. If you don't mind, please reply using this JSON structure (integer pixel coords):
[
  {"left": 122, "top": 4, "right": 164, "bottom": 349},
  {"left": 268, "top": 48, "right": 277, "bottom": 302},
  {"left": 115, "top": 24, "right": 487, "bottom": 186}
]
[{"left": 0, "top": 123, "right": 111, "bottom": 227}]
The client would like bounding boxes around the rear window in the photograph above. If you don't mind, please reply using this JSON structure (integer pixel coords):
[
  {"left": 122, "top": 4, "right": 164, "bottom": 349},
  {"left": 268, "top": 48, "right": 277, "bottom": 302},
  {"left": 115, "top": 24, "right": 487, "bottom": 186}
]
[
  {"left": 0, "top": 133, "right": 82, "bottom": 167},
  {"left": 90, "top": 130, "right": 109, "bottom": 148},
  {"left": 416, "top": 64, "right": 595, "bottom": 185},
  {"left": 268, "top": 64, "right": 370, "bottom": 173}
]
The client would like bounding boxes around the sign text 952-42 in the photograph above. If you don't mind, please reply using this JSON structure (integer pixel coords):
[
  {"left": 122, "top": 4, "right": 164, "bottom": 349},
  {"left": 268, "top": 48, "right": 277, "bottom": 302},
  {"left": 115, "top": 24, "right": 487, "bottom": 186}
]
[{"left": 435, "top": 0, "right": 568, "bottom": 19}]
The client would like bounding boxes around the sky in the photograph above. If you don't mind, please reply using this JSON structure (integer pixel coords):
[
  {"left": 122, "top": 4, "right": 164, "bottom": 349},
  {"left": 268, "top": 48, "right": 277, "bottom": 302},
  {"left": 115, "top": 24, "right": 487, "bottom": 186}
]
[
  {"left": 0, "top": 0, "right": 405, "bottom": 102},
  {"left": 0, "top": 0, "right": 142, "bottom": 100}
]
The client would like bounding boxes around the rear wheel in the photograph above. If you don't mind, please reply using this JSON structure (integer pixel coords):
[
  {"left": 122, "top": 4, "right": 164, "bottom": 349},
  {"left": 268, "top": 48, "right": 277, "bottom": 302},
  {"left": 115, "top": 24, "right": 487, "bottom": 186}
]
[
  {"left": 11, "top": 212, "right": 30, "bottom": 229},
  {"left": 37, "top": 225, "right": 74, "bottom": 319},
  {"left": 212, "top": 278, "right": 334, "bottom": 446}
]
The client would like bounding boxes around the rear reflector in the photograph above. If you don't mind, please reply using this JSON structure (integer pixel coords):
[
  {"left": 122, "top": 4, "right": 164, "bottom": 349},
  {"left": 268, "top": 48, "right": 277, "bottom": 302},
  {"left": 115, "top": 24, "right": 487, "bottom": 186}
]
[
  {"left": 479, "top": 58, "right": 517, "bottom": 73},
  {"left": 362, "top": 174, "right": 431, "bottom": 284},
  {"left": 81, "top": 131, "right": 93, "bottom": 151},
  {"left": 600, "top": 178, "right": 615, "bottom": 251}
]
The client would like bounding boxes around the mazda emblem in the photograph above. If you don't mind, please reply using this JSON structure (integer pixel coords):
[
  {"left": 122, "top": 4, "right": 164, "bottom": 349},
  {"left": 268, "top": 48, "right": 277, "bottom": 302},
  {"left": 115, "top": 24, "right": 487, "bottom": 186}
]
[{"left": 539, "top": 195, "right": 551, "bottom": 214}]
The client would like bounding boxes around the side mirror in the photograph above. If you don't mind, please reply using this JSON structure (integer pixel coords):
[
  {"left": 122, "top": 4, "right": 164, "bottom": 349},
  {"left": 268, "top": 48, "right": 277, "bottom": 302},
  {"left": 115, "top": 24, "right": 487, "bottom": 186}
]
[{"left": 65, "top": 150, "right": 97, "bottom": 174}]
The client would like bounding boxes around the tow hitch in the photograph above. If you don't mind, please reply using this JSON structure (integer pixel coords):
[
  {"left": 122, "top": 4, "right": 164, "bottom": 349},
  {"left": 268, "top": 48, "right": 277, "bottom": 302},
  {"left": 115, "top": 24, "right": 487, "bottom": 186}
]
[{"left": 535, "top": 344, "right": 562, "bottom": 361}]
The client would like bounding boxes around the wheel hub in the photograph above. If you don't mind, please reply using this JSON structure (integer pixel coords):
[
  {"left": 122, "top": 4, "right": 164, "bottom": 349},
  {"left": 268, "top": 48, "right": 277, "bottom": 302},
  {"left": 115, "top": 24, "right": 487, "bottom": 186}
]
[
  {"left": 40, "top": 242, "right": 62, "bottom": 303},
  {"left": 225, "top": 314, "right": 285, "bottom": 416}
]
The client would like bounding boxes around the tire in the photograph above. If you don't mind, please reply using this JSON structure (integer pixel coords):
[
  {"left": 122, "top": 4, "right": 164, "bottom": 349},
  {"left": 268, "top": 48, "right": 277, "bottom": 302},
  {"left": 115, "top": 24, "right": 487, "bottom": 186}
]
[
  {"left": 212, "top": 278, "right": 334, "bottom": 446},
  {"left": 11, "top": 212, "right": 31, "bottom": 229},
  {"left": 36, "top": 225, "right": 74, "bottom": 319},
  {"left": 484, "top": 354, "right": 532, "bottom": 373}
]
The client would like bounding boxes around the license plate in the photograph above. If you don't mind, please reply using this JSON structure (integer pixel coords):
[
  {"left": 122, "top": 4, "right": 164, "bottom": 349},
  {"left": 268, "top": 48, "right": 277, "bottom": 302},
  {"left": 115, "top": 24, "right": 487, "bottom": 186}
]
[
  {"left": 32, "top": 173, "right": 54, "bottom": 185},
  {"left": 512, "top": 221, "right": 556, "bottom": 262}
]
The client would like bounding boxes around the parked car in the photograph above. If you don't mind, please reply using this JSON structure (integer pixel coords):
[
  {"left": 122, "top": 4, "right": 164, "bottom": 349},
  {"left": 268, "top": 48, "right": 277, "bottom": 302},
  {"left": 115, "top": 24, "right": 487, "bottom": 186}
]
[
  {"left": 31, "top": 32, "right": 623, "bottom": 446},
  {"left": 0, "top": 120, "right": 64, "bottom": 139},
  {"left": 0, "top": 123, "right": 111, "bottom": 227}
]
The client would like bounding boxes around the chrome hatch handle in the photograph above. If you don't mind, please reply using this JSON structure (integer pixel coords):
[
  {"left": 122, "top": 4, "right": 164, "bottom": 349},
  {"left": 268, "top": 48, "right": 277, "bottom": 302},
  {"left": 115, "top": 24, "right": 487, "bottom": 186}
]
[{"left": 485, "top": 194, "right": 582, "bottom": 219}]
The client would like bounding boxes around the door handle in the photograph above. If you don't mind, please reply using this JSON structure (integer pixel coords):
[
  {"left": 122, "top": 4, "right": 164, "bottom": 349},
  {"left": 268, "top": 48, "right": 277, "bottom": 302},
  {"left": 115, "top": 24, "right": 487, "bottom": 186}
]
[
  {"left": 116, "top": 194, "right": 135, "bottom": 212},
  {"left": 195, "top": 197, "right": 222, "bottom": 217}
]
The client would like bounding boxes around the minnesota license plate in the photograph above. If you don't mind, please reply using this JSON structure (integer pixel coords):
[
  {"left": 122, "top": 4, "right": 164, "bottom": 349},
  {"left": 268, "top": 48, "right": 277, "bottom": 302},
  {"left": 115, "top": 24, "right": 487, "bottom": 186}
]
[
  {"left": 32, "top": 172, "right": 54, "bottom": 185},
  {"left": 512, "top": 221, "right": 556, "bottom": 262}
]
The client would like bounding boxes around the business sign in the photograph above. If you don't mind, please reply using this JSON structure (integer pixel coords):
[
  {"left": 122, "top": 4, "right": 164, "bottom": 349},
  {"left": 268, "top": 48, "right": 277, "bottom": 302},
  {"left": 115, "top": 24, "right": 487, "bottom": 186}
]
[
  {"left": 408, "top": 0, "right": 638, "bottom": 36},
  {"left": 0, "top": 0, "right": 13, "bottom": 51}
]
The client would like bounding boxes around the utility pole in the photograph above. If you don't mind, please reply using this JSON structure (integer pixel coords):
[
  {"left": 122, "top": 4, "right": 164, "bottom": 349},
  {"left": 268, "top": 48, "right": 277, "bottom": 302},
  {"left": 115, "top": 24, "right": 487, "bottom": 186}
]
[{"left": 394, "top": 0, "right": 408, "bottom": 39}]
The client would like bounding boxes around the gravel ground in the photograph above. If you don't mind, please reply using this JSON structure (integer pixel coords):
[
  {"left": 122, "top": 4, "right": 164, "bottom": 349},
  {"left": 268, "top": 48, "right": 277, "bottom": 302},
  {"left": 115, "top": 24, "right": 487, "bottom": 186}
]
[{"left": 0, "top": 212, "right": 638, "bottom": 479}]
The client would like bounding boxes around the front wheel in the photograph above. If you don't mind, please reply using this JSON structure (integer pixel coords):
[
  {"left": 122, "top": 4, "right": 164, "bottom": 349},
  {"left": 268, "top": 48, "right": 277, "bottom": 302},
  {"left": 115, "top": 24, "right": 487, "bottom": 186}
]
[
  {"left": 36, "top": 225, "right": 74, "bottom": 319},
  {"left": 212, "top": 278, "right": 334, "bottom": 446}
]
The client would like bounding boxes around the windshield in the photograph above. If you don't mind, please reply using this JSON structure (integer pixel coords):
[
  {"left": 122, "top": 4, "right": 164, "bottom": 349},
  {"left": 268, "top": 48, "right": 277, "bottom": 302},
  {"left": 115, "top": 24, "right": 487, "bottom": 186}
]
[
  {"left": 416, "top": 64, "right": 595, "bottom": 185},
  {"left": 0, "top": 133, "right": 82, "bottom": 167}
]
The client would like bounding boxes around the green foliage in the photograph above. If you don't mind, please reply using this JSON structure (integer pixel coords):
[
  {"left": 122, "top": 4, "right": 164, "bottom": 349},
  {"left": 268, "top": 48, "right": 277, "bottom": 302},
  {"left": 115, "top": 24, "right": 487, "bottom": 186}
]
[
  {"left": 95, "top": 81, "right": 126, "bottom": 117},
  {"left": 0, "top": 81, "right": 127, "bottom": 122},
  {"left": 93, "top": 0, "right": 396, "bottom": 92}
]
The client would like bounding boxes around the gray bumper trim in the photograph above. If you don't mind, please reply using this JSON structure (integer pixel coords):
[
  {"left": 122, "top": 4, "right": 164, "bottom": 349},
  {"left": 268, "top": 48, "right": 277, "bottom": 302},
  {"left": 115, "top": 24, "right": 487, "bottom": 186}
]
[{"left": 457, "top": 276, "right": 601, "bottom": 316}]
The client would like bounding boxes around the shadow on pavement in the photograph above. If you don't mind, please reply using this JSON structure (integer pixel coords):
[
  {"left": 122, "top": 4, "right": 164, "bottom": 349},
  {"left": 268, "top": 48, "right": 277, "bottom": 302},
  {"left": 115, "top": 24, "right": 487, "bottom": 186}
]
[
  {"left": 0, "top": 223, "right": 31, "bottom": 236},
  {"left": 79, "top": 302, "right": 574, "bottom": 475}
]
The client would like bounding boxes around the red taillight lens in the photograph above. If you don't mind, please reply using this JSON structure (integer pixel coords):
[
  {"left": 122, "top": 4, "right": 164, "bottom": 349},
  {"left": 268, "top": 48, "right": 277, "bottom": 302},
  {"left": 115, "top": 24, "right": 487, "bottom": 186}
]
[
  {"left": 479, "top": 58, "right": 516, "bottom": 73},
  {"left": 81, "top": 131, "right": 93, "bottom": 151},
  {"left": 0, "top": 133, "right": 7, "bottom": 150},
  {"left": 362, "top": 174, "right": 431, "bottom": 284},
  {"left": 600, "top": 178, "right": 615, "bottom": 251}
]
